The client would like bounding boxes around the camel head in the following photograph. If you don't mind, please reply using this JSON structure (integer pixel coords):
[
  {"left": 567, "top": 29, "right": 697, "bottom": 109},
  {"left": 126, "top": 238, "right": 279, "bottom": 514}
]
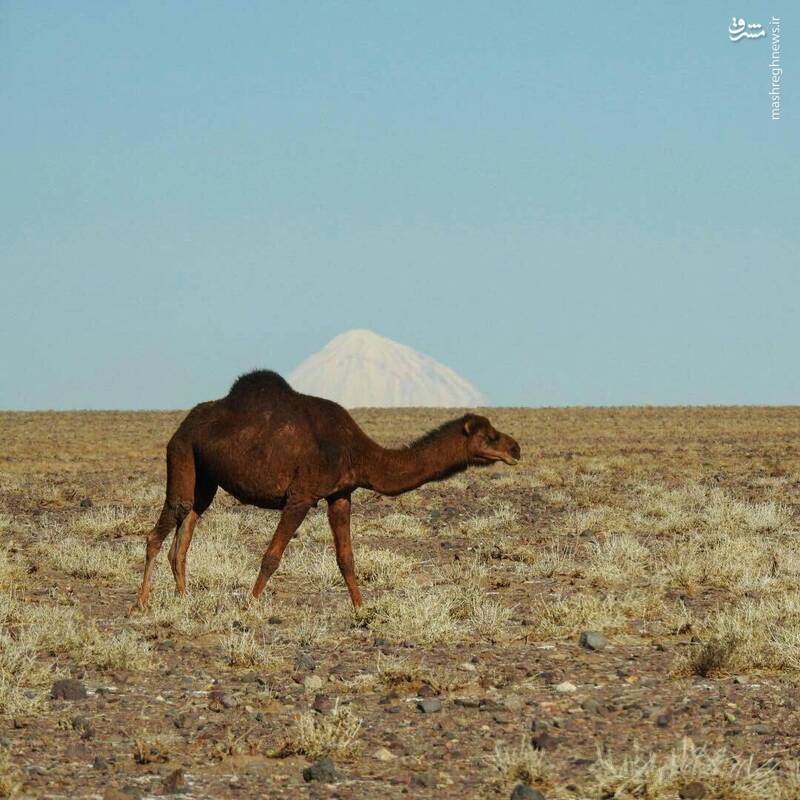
[{"left": 461, "top": 414, "right": 521, "bottom": 466}]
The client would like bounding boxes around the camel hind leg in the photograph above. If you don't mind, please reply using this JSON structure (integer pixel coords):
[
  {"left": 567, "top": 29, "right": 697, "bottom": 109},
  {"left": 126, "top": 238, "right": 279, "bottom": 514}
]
[
  {"left": 327, "top": 494, "right": 362, "bottom": 609},
  {"left": 132, "top": 439, "right": 196, "bottom": 610},
  {"left": 168, "top": 477, "right": 217, "bottom": 595}
]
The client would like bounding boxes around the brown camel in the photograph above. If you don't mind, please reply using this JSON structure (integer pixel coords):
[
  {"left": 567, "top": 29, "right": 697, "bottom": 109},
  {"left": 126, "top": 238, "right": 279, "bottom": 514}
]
[{"left": 133, "top": 370, "right": 520, "bottom": 610}]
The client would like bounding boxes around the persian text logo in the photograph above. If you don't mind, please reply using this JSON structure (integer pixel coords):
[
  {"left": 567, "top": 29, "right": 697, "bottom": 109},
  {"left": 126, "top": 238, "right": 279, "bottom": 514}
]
[{"left": 728, "top": 17, "right": 765, "bottom": 41}]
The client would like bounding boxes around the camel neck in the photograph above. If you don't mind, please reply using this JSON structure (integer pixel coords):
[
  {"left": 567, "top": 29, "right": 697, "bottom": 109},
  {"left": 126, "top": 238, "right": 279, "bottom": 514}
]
[{"left": 359, "top": 432, "right": 469, "bottom": 496}]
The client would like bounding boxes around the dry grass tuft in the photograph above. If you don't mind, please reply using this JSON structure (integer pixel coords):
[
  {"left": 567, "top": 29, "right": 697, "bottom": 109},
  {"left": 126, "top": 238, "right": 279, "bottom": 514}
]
[
  {"left": 673, "top": 596, "right": 800, "bottom": 676},
  {"left": 588, "top": 738, "right": 799, "bottom": 800},
  {"left": 286, "top": 700, "right": 362, "bottom": 760},
  {"left": 493, "top": 737, "right": 550, "bottom": 786}
]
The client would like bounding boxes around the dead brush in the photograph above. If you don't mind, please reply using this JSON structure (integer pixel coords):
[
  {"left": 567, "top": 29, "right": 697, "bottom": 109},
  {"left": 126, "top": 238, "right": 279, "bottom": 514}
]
[
  {"left": 276, "top": 699, "right": 362, "bottom": 761},
  {"left": 493, "top": 737, "right": 551, "bottom": 786},
  {"left": 133, "top": 734, "right": 175, "bottom": 764},
  {"left": 0, "top": 748, "right": 21, "bottom": 799},
  {"left": 587, "top": 737, "right": 800, "bottom": 800}
]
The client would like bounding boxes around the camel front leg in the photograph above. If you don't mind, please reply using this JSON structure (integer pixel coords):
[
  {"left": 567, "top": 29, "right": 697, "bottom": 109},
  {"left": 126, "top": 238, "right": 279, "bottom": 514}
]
[
  {"left": 327, "top": 494, "right": 362, "bottom": 609},
  {"left": 251, "top": 504, "right": 310, "bottom": 599}
]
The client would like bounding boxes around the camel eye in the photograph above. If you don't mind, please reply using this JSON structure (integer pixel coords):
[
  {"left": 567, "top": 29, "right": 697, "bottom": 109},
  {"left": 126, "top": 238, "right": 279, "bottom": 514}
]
[{"left": 488, "top": 432, "right": 499, "bottom": 444}]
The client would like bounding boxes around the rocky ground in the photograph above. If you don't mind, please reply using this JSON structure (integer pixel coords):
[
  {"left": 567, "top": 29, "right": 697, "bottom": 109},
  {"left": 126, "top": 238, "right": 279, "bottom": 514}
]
[{"left": 2, "top": 407, "right": 800, "bottom": 799}]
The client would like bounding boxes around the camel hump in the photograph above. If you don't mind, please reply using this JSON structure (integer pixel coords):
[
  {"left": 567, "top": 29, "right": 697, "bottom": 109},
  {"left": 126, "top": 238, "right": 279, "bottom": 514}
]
[{"left": 226, "top": 370, "right": 295, "bottom": 401}]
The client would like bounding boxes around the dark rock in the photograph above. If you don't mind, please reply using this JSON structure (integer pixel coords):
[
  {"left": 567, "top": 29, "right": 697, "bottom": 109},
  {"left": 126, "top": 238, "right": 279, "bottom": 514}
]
[
  {"left": 453, "top": 697, "right": 481, "bottom": 708},
  {"left": 80, "top": 497, "right": 93, "bottom": 508},
  {"left": 295, "top": 653, "right": 316, "bottom": 672},
  {"left": 410, "top": 772, "right": 438, "bottom": 788},
  {"left": 579, "top": 631, "right": 608, "bottom": 651},
  {"left": 417, "top": 684, "right": 437, "bottom": 698},
  {"left": 531, "top": 732, "right": 558, "bottom": 750},
  {"left": 655, "top": 711, "right": 672, "bottom": 728},
  {"left": 679, "top": 782, "right": 707, "bottom": 799},
  {"left": 511, "top": 784, "right": 546, "bottom": 800},
  {"left": 417, "top": 698, "right": 442, "bottom": 714},
  {"left": 312, "top": 694, "right": 333, "bottom": 715},
  {"left": 478, "top": 698, "right": 504, "bottom": 712},
  {"left": 93, "top": 755, "right": 109, "bottom": 770},
  {"left": 163, "top": 768, "right": 189, "bottom": 794},
  {"left": 267, "top": 615, "right": 283, "bottom": 625},
  {"left": 51, "top": 678, "right": 87, "bottom": 701},
  {"left": 303, "top": 757, "right": 337, "bottom": 783}
]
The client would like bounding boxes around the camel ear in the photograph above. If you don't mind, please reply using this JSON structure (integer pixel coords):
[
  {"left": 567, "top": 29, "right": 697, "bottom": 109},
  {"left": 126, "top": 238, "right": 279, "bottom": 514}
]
[{"left": 463, "top": 415, "right": 477, "bottom": 436}]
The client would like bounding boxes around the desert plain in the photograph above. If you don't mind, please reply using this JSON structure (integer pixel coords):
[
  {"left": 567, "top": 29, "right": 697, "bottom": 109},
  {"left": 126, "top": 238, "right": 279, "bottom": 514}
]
[{"left": 2, "top": 406, "right": 800, "bottom": 799}]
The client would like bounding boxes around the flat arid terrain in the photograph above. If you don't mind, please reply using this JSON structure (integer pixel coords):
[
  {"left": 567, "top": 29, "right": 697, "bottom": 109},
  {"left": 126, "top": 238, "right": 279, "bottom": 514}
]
[{"left": 2, "top": 407, "right": 800, "bottom": 799}]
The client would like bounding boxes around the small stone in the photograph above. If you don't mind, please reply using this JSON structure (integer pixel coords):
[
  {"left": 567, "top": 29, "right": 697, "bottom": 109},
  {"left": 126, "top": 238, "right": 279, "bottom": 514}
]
[
  {"left": 163, "top": 768, "right": 189, "bottom": 794},
  {"left": 511, "top": 784, "right": 547, "bottom": 800},
  {"left": 579, "top": 631, "right": 608, "bottom": 651},
  {"left": 418, "top": 684, "right": 436, "bottom": 698},
  {"left": 373, "top": 747, "right": 396, "bottom": 761},
  {"left": 733, "top": 675, "right": 747, "bottom": 685},
  {"left": 459, "top": 662, "right": 477, "bottom": 672},
  {"left": 218, "top": 693, "right": 237, "bottom": 709},
  {"left": 679, "top": 782, "right": 707, "bottom": 799},
  {"left": 479, "top": 698, "right": 504, "bottom": 712},
  {"left": 79, "top": 497, "right": 93, "bottom": 508},
  {"left": 312, "top": 694, "right": 333, "bottom": 714},
  {"left": 417, "top": 698, "right": 442, "bottom": 714},
  {"left": 304, "top": 675, "right": 324, "bottom": 692},
  {"left": 581, "top": 698, "right": 603, "bottom": 714},
  {"left": 724, "top": 711, "right": 736, "bottom": 723},
  {"left": 267, "top": 616, "right": 283, "bottom": 625},
  {"left": 93, "top": 755, "right": 109, "bottom": 770},
  {"left": 753, "top": 723, "right": 771, "bottom": 735},
  {"left": 51, "top": 678, "right": 87, "bottom": 701},
  {"left": 554, "top": 681, "right": 577, "bottom": 694},
  {"left": 295, "top": 653, "right": 316, "bottom": 672},
  {"left": 303, "top": 757, "right": 337, "bottom": 783},
  {"left": 656, "top": 711, "right": 672, "bottom": 728}
]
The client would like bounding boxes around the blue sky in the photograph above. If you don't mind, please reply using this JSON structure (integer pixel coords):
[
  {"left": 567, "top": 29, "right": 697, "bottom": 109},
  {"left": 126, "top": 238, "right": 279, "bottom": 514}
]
[{"left": 1, "top": 2, "right": 796, "bottom": 408}]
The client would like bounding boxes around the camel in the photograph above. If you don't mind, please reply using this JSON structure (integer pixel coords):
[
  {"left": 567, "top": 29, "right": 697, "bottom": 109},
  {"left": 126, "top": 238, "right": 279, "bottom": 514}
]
[{"left": 133, "top": 370, "right": 521, "bottom": 610}]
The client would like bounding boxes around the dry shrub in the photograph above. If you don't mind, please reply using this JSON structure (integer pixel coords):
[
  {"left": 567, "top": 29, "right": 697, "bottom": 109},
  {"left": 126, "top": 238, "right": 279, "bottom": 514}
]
[
  {"left": 133, "top": 734, "right": 175, "bottom": 764},
  {"left": 68, "top": 505, "right": 144, "bottom": 537},
  {"left": 0, "top": 595, "right": 153, "bottom": 715},
  {"left": 362, "top": 582, "right": 510, "bottom": 645},
  {"left": 588, "top": 738, "right": 800, "bottom": 800},
  {"left": 0, "top": 749, "right": 21, "bottom": 798},
  {"left": 286, "top": 700, "right": 362, "bottom": 760},
  {"left": 673, "top": 595, "right": 800, "bottom": 676},
  {"left": 493, "top": 738, "right": 550, "bottom": 786},
  {"left": 459, "top": 503, "right": 518, "bottom": 536},
  {"left": 368, "top": 512, "right": 427, "bottom": 538}
]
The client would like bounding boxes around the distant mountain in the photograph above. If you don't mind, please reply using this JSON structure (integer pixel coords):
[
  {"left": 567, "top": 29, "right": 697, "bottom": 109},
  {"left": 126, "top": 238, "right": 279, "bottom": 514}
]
[{"left": 288, "top": 329, "right": 486, "bottom": 408}]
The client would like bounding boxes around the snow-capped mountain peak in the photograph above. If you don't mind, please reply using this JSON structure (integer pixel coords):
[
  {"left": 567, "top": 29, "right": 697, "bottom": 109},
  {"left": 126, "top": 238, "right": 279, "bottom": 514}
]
[{"left": 288, "top": 329, "right": 486, "bottom": 408}]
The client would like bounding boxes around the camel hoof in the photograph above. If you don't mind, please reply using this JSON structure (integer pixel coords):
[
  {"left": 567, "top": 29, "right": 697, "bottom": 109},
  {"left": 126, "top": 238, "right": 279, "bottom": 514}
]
[{"left": 127, "top": 601, "right": 146, "bottom": 617}]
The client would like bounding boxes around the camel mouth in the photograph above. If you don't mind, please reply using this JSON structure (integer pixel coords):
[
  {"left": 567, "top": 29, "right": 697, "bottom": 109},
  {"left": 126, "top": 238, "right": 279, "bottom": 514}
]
[{"left": 478, "top": 452, "right": 519, "bottom": 466}]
